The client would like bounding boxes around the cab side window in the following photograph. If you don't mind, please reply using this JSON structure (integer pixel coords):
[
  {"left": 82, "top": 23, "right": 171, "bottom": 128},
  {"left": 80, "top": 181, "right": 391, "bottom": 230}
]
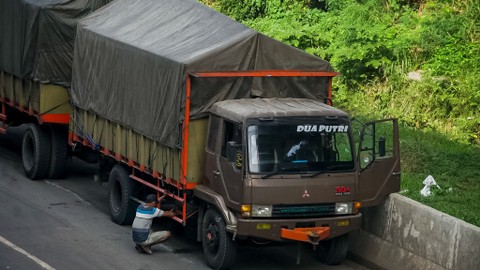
[
  {"left": 221, "top": 121, "right": 241, "bottom": 158},
  {"left": 207, "top": 115, "right": 221, "bottom": 153}
]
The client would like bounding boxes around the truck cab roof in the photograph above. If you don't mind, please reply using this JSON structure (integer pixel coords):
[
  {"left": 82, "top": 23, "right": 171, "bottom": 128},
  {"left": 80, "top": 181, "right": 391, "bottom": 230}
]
[{"left": 210, "top": 98, "right": 350, "bottom": 123}]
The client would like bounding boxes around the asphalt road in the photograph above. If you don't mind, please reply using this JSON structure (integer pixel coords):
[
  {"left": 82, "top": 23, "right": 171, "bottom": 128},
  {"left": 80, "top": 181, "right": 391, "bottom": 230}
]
[{"left": 0, "top": 126, "right": 369, "bottom": 270}]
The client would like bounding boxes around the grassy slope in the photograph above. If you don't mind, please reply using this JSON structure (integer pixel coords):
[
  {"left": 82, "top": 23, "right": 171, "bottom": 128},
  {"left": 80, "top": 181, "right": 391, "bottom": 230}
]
[
  {"left": 334, "top": 75, "right": 480, "bottom": 227},
  {"left": 399, "top": 123, "right": 480, "bottom": 226},
  {"left": 339, "top": 102, "right": 480, "bottom": 227}
]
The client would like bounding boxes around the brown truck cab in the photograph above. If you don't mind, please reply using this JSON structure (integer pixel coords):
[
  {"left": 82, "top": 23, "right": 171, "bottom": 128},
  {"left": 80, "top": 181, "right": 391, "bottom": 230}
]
[{"left": 195, "top": 98, "right": 400, "bottom": 267}]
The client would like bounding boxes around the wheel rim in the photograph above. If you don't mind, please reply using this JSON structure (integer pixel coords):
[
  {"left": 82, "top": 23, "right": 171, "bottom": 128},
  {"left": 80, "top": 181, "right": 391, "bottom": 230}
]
[
  {"left": 205, "top": 221, "right": 220, "bottom": 254},
  {"left": 23, "top": 133, "right": 35, "bottom": 170},
  {"left": 111, "top": 178, "right": 122, "bottom": 213}
]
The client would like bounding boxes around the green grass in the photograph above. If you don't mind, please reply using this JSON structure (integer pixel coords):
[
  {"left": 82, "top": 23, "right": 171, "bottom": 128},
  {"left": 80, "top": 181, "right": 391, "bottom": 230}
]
[
  {"left": 334, "top": 82, "right": 480, "bottom": 227},
  {"left": 398, "top": 124, "right": 480, "bottom": 226},
  {"left": 348, "top": 113, "right": 480, "bottom": 227}
]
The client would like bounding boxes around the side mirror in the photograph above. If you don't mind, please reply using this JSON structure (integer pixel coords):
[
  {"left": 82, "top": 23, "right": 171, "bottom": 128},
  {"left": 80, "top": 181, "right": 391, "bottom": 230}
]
[
  {"left": 378, "top": 137, "right": 386, "bottom": 157},
  {"left": 226, "top": 141, "right": 242, "bottom": 162}
]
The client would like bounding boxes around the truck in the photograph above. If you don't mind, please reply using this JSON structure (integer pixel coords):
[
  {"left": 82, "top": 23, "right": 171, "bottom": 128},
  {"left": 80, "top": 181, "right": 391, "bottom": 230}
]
[{"left": 1, "top": 0, "right": 401, "bottom": 269}]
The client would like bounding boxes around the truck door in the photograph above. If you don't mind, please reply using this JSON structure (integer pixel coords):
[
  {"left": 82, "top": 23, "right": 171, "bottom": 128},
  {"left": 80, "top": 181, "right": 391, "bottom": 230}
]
[
  {"left": 204, "top": 116, "right": 243, "bottom": 206},
  {"left": 217, "top": 120, "right": 243, "bottom": 205},
  {"left": 356, "top": 118, "right": 401, "bottom": 207}
]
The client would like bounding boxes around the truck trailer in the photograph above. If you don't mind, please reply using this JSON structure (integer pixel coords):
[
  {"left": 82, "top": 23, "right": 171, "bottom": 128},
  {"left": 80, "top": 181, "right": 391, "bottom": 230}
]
[
  {"left": 1, "top": 0, "right": 401, "bottom": 269},
  {"left": 0, "top": 0, "right": 112, "bottom": 179}
]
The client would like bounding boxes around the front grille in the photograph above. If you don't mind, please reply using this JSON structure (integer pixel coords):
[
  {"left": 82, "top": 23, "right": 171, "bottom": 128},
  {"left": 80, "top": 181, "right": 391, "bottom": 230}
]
[{"left": 272, "top": 203, "right": 336, "bottom": 218}]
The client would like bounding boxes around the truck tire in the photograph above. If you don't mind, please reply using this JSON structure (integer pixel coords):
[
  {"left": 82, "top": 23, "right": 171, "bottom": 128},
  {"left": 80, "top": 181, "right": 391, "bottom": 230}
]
[
  {"left": 202, "top": 208, "right": 237, "bottom": 270},
  {"left": 22, "top": 124, "right": 52, "bottom": 180},
  {"left": 47, "top": 124, "right": 68, "bottom": 179},
  {"left": 108, "top": 165, "right": 137, "bottom": 225},
  {"left": 316, "top": 234, "right": 349, "bottom": 265}
]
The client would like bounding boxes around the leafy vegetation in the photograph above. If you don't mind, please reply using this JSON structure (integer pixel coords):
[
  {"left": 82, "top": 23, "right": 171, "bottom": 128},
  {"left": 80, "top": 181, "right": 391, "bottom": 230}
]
[{"left": 200, "top": 0, "right": 480, "bottom": 226}]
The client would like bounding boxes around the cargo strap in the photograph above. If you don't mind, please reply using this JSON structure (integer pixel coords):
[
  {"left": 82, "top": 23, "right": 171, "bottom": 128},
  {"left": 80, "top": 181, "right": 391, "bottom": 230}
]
[{"left": 280, "top": 226, "right": 330, "bottom": 245}]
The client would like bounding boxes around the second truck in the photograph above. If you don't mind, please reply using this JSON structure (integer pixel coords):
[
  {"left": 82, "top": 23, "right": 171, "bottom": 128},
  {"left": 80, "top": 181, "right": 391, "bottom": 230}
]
[{"left": 0, "top": 0, "right": 401, "bottom": 269}]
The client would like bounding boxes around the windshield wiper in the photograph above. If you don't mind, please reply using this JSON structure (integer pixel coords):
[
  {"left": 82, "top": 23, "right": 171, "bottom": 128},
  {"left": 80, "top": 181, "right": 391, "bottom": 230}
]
[
  {"left": 301, "top": 171, "right": 324, "bottom": 178},
  {"left": 262, "top": 170, "right": 281, "bottom": 179},
  {"left": 301, "top": 165, "right": 353, "bottom": 178},
  {"left": 264, "top": 166, "right": 313, "bottom": 179}
]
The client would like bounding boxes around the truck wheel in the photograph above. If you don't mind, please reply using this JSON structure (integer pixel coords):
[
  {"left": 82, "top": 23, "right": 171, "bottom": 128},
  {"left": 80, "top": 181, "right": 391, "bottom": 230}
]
[
  {"left": 316, "top": 234, "right": 349, "bottom": 265},
  {"left": 108, "top": 165, "right": 137, "bottom": 225},
  {"left": 202, "top": 208, "right": 237, "bottom": 270},
  {"left": 48, "top": 124, "right": 68, "bottom": 179},
  {"left": 22, "top": 124, "right": 51, "bottom": 180}
]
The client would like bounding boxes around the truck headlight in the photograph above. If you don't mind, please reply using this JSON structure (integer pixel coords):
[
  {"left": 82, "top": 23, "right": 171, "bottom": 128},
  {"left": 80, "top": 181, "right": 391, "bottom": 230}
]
[
  {"left": 252, "top": 205, "right": 273, "bottom": 217},
  {"left": 335, "top": 202, "right": 353, "bottom": 215},
  {"left": 241, "top": 204, "right": 252, "bottom": 218}
]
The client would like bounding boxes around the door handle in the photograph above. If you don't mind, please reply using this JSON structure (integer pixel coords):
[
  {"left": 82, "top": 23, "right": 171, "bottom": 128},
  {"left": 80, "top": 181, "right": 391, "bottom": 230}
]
[
  {"left": 213, "top": 170, "right": 220, "bottom": 176},
  {"left": 392, "top": 171, "right": 401, "bottom": 176}
]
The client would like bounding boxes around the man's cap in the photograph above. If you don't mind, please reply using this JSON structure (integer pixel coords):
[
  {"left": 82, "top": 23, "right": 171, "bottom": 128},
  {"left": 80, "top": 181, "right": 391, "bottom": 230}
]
[{"left": 145, "top": 194, "right": 157, "bottom": 203}]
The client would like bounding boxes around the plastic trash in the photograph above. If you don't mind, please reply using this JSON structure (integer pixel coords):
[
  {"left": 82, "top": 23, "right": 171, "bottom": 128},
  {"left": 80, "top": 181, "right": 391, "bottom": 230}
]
[{"left": 420, "top": 175, "right": 441, "bottom": 197}]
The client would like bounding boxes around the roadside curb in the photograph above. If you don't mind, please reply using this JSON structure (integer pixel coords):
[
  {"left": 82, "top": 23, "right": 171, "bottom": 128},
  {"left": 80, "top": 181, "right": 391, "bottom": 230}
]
[{"left": 349, "top": 193, "right": 480, "bottom": 270}]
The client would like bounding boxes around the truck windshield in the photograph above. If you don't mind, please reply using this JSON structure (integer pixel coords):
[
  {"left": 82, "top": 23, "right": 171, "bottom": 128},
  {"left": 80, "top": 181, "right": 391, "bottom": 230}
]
[{"left": 247, "top": 117, "right": 354, "bottom": 175}]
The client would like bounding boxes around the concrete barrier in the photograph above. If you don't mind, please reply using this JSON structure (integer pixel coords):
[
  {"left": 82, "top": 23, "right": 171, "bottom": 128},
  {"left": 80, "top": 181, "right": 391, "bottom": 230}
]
[{"left": 349, "top": 193, "right": 480, "bottom": 270}]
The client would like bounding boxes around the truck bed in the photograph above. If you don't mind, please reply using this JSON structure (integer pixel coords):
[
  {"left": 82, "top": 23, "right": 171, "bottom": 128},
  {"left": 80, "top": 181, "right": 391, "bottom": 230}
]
[
  {"left": 72, "top": 108, "right": 207, "bottom": 184},
  {"left": 0, "top": 71, "right": 70, "bottom": 119}
]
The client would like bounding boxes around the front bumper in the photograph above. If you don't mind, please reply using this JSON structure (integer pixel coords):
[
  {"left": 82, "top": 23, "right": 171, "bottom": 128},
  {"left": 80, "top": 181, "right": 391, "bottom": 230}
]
[{"left": 234, "top": 213, "right": 362, "bottom": 243}]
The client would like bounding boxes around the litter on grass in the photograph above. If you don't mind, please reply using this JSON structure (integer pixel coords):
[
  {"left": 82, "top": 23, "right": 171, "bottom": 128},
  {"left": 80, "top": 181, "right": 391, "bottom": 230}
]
[{"left": 420, "top": 175, "right": 441, "bottom": 197}]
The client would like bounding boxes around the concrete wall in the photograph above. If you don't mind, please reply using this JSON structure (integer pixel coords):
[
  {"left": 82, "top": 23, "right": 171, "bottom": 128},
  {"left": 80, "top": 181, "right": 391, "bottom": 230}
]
[{"left": 349, "top": 194, "right": 480, "bottom": 270}]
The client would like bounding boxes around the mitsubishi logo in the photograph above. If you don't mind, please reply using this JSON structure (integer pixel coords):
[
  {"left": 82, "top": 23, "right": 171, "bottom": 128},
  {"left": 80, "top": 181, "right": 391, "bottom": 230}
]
[{"left": 302, "top": 189, "right": 310, "bottom": 198}]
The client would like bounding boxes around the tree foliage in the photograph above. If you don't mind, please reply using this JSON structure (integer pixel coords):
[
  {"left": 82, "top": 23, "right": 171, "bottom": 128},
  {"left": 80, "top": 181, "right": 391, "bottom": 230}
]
[{"left": 200, "top": 0, "right": 480, "bottom": 144}]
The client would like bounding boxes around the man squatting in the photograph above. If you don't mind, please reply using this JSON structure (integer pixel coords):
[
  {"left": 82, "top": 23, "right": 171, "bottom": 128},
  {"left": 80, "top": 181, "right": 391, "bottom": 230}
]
[{"left": 132, "top": 193, "right": 177, "bottom": 254}]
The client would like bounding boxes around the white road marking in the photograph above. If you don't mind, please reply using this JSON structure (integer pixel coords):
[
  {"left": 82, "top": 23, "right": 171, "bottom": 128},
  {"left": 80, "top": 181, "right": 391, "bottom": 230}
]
[
  {"left": 0, "top": 235, "right": 56, "bottom": 270},
  {"left": 45, "top": 180, "right": 91, "bottom": 206}
]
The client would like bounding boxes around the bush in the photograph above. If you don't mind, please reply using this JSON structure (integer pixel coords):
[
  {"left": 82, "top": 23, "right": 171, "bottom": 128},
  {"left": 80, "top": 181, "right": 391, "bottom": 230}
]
[{"left": 201, "top": 0, "right": 480, "bottom": 145}]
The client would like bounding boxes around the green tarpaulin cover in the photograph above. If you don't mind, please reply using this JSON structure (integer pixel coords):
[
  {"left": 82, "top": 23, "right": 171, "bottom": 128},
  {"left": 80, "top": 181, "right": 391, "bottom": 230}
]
[
  {"left": 69, "top": 0, "right": 333, "bottom": 148},
  {"left": 0, "top": 0, "right": 110, "bottom": 84}
]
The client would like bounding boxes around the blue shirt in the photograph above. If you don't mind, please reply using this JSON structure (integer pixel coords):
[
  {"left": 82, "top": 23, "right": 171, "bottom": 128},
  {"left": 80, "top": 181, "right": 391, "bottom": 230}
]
[{"left": 131, "top": 204, "right": 163, "bottom": 243}]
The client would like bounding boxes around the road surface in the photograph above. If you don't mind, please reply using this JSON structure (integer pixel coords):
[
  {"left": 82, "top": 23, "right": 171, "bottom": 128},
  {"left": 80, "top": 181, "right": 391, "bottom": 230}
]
[{"left": 0, "top": 126, "right": 369, "bottom": 270}]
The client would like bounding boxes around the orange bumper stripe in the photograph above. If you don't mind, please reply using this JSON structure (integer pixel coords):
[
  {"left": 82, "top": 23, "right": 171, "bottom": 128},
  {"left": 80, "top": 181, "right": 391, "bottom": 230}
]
[{"left": 281, "top": 227, "right": 330, "bottom": 244}]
